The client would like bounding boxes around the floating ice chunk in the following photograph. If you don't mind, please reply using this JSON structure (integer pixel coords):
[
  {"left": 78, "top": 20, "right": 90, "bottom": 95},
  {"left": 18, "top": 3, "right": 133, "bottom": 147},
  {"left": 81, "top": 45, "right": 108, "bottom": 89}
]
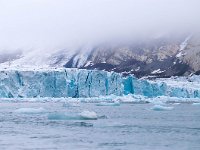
[
  {"left": 79, "top": 110, "right": 98, "bottom": 120},
  {"left": 114, "top": 94, "right": 147, "bottom": 103},
  {"left": 172, "top": 103, "right": 181, "bottom": 105},
  {"left": 48, "top": 111, "right": 98, "bottom": 120},
  {"left": 48, "top": 113, "right": 79, "bottom": 120},
  {"left": 150, "top": 99, "right": 166, "bottom": 105},
  {"left": 192, "top": 103, "right": 200, "bottom": 106},
  {"left": 15, "top": 107, "right": 46, "bottom": 114},
  {"left": 115, "top": 98, "right": 133, "bottom": 103},
  {"left": 63, "top": 101, "right": 80, "bottom": 107},
  {"left": 151, "top": 105, "right": 174, "bottom": 111},
  {"left": 114, "top": 95, "right": 134, "bottom": 103},
  {"left": 96, "top": 102, "right": 120, "bottom": 106}
]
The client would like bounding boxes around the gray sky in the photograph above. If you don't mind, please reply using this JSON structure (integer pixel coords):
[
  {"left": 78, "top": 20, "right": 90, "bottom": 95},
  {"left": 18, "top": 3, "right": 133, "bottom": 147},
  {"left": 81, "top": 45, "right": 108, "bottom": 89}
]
[{"left": 0, "top": 0, "right": 199, "bottom": 52}]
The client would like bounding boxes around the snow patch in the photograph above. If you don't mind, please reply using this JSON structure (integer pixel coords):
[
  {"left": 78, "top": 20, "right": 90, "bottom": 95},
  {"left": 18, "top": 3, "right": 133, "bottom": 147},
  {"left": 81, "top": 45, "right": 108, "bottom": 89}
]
[
  {"left": 176, "top": 35, "right": 192, "bottom": 58},
  {"left": 84, "top": 61, "right": 93, "bottom": 67},
  {"left": 135, "top": 67, "right": 140, "bottom": 71},
  {"left": 151, "top": 69, "right": 165, "bottom": 74}
]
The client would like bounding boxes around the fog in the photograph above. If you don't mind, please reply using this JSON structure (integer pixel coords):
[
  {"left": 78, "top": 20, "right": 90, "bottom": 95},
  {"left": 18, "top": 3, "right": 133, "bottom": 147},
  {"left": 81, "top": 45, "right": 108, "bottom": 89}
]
[{"left": 0, "top": 0, "right": 199, "bottom": 53}]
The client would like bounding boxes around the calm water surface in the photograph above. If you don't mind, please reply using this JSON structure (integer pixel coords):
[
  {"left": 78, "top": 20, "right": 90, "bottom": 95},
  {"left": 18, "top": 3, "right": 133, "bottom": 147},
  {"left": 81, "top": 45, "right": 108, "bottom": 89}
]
[{"left": 0, "top": 100, "right": 200, "bottom": 150}]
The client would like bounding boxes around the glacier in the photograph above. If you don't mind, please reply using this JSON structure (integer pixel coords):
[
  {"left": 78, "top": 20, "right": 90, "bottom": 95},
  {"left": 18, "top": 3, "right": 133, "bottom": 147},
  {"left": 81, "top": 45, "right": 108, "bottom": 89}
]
[{"left": 0, "top": 68, "right": 199, "bottom": 99}]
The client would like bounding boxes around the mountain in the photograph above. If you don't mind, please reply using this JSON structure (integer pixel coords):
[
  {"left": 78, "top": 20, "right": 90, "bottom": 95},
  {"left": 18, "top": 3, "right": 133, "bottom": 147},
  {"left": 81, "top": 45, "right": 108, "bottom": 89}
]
[{"left": 1, "top": 34, "right": 200, "bottom": 78}]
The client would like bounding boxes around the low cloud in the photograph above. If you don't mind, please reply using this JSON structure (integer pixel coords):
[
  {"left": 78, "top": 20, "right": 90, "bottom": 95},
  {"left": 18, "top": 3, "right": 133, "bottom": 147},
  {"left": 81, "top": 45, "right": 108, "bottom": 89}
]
[{"left": 0, "top": 0, "right": 199, "bottom": 52}]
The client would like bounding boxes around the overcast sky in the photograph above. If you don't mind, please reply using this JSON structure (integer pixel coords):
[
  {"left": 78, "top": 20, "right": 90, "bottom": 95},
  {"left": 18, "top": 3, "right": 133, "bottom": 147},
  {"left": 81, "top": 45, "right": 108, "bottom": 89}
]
[{"left": 0, "top": 0, "right": 199, "bottom": 52}]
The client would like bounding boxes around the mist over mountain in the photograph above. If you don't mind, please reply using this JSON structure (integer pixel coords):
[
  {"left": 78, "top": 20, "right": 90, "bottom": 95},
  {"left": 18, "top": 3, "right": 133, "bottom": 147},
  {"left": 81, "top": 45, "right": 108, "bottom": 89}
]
[{"left": 0, "top": 0, "right": 200, "bottom": 77}]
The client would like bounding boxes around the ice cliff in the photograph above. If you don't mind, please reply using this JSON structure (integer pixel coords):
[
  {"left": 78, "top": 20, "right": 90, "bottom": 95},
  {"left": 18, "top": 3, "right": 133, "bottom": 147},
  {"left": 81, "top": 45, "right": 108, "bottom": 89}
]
[
  {"left": 0, "top": 68, "right": 199, "bottom": 98},
  {"left": 123, "top": 76, "right": 200, "bottom": 98},
  {"left": 0, "top": 68, "right": 122, "bottom": 98}
]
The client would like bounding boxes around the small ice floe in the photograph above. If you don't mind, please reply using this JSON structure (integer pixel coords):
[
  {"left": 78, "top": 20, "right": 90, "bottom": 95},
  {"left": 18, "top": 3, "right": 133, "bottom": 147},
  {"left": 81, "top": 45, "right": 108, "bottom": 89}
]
[
  {"left": 172, "top": 103, "right": 181, "bottom": 105},
  {"left": 48, "top": 110, "right": 98, "bottom": 120},
  {"left": 79, "top": 110, "right": 98, "bottom": 120},
  {"left": 114, "top": 95, "right": 134, "bottom": 103},
  {"left": 96, "top": 102, "right": 120, "bottom": 106},
  {"left": 15, "top": 107, "right": 46, "bottom": 114},
  {"left": 151, "top": 105, "right": 174, "bottom": 111},
  {"left": 151, "top": 100, "right": 166, "bottom": 105},
  {"left": 192, "top": 103, "right": 200, "bottom": 106},
  {"left": 116, "top": 98, "right": 133, "bottom": 103},
  {"left": 48, "top": 112, "right": 78, "bottom": 120},
  {"left": 63, "top": 101, "right": 80, "bottom": 107},
  {"left": 115, "top": 94, "right": 148, "bottom": 103}
]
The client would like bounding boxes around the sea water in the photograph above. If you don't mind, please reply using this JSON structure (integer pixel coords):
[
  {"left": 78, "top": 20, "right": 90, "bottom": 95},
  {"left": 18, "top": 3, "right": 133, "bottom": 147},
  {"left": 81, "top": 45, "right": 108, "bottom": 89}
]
[{"left": 0, "top": 100, "right": 200, "bottom": 150}]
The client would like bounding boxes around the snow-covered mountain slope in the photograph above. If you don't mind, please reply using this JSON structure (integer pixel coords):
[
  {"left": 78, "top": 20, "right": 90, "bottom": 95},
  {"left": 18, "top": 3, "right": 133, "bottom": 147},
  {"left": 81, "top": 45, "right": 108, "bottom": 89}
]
[
  {"left": 1, "top": 35, "right": 200, "bottom": 78},
  {"left": 179, "top": 35, "right": 200, "bottom": 73}
]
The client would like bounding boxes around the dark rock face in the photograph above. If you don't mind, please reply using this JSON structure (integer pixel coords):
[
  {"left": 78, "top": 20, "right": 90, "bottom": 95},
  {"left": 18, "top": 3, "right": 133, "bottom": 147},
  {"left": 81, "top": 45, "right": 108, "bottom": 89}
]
[
  {"left": 60, "top": 36, "right": 196, "bottom": 78},
  {"left": 195, "top": 70, "right": 200, "bottom": 75},
  {"left": 82, "top": 56, "right": 192, "bottom": 78}
]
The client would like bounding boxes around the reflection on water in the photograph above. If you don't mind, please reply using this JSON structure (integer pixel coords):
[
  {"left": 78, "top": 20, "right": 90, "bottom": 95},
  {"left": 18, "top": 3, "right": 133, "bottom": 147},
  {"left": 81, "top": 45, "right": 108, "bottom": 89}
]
[{"left": 0, "top": 100, "right": 200, "bottom": 150}]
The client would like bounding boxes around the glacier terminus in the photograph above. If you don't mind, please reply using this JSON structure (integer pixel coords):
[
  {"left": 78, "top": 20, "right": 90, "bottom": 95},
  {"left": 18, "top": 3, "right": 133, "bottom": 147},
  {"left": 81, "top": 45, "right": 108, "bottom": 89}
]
[{"left": 0, "top": 68, "right": 199, "bottom": 99}]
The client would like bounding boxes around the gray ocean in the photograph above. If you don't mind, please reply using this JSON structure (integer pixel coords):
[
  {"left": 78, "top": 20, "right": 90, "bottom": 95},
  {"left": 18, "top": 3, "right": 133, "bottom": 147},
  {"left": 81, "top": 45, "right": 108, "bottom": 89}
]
[{"left": 0, "top": 100, "right": 200, "bottom": 150}]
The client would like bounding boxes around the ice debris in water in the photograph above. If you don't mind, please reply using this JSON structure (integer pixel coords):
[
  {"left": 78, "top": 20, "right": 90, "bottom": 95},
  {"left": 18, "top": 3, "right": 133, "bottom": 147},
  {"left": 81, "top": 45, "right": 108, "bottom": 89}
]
[
  {"left": 151, "top": 105, "right": 174, "bottom": 111},
  {"left": 63, "top": 101, "right": 80, "bottom": 107},
  {"left": 15, "top": 107, "right": 46, "bottom": 114},
  {"left": 172, "top": 103, "right": 181, "bottom": 105},
  {"left": 192, "top": 103, "right": 200, "bottom": 106},
  {"left": 47, "top": 112, "right": 79, "bottom": 120},
  {"left": 96, "top": 102, "right": 120, "bottom": 106},
  {"left": 48, "top": 110, "right": 98, "bottom": 120},
  {"left": 113, "top": 94, "right": 148, "bottom": 103},
  {"left": 113, "top": 95, "right": 135, "bottom": 103},
  {"left": 79, "top": 110, "right": 98, "bottom": 120}
]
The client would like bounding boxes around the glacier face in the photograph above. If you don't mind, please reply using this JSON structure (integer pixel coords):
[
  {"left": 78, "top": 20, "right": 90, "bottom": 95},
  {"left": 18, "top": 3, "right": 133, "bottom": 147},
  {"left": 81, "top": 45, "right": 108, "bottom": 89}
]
[
  {"left": 123, "top": 75, "right": 200, "bottom": 98},
  {"left": 0, "top": 68, "right": 122, "bottom": 98},
  {"left": 0, "top": 68, "right": 199, "bottom": 98}
]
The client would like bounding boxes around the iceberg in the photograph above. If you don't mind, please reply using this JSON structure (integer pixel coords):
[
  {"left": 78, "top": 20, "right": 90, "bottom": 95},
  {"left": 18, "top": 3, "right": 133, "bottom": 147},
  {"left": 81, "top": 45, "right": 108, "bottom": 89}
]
[
  {"left": 15, "top": 107, "right": 46, "bottom": 114},
  {"left": 192, "top": 103, "right": 200, "bottom": 106},
  {"left": 151, "top": 105, "right": 174, "bottom": 111},
  {"left": 79, "top": 110, "right": 98, "bottom": 120},
  {"left": 96, "top": 102, "right": 120, "bottom": 106},
  {"left": 63, "top": 101, "right": 80, "bottom": 107},
  {"left": 47, "top": 110, "right": 98, "bottom": 120},
  {"left": 47, "top": 112, "right": 81, "bottom": 120}
]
